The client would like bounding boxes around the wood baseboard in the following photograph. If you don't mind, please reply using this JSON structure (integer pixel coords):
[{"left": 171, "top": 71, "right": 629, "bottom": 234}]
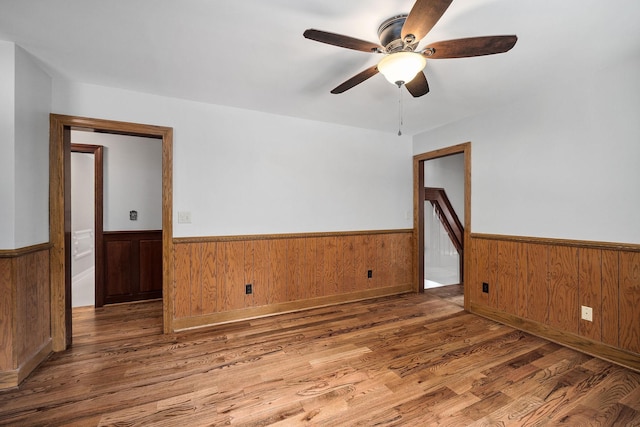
[
  {"left": 0, "top": 339, "right": 52, "bottom": 390},
  {"left": 469, "top": 303, "right": 640, "bottom": 373},
  {"left": 173, "top": 284, "right": 414, "bottom": 331}
]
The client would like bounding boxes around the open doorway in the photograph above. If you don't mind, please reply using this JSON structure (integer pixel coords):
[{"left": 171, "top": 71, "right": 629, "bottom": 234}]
[
  {"left": 424, "top": 154, "right": 464, "bottom": 289},
  {"left": 72, "top": 132, "right": 163, "bottom": 308},
  {"left": 49, "top": 115, "right": 174, "bottom": 351},
  {"left": 70, "top": 144, "right": 103, "bottom": 308},
  {"left": 414, "top": 142, "right": 470, "bottom": 311}
]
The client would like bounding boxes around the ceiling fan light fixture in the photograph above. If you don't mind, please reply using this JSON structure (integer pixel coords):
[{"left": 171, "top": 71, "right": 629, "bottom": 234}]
[{"left": 377, "top": 52, "right": 426, "bottom": 86}]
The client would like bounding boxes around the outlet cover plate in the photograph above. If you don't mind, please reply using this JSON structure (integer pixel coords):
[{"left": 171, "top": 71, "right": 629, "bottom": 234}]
[{"left": 581, "top": 305, "right": 593, "bottom": 322}]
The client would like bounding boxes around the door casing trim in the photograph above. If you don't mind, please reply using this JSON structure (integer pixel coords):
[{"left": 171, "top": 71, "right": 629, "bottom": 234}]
[
  {"left": 413, "top": 142, "right": 470, "bottom": 310},
  {"left": 50, "top": 114, "right": 174, "bottom": 350}
]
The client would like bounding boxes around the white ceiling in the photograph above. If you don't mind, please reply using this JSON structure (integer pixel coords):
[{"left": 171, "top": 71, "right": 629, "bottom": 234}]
[{"left": 1, "top": 0, "right": 639, "bottom": 135}]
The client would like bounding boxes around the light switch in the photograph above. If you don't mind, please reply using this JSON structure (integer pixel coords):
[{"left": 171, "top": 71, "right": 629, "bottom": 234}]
[{"left": 178, "top": 211, "right": 192, "bottom": 224}]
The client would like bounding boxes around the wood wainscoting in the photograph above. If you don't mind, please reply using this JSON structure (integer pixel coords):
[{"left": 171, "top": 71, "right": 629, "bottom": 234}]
[
  {"left": 0, "top": 243, "right": 52, "bottom": 390},
  {"left": 102, "top": 230, "right": 162, "bottom": 306},
  {"left": 468, "top": 233, "right": 640, "bottom": 372},
  {"left": 172, "top": 230, "right": 413, "bottom": 330}
]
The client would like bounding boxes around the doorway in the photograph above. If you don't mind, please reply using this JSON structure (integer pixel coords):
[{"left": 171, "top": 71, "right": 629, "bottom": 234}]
[
  {"left": 413, "top": 142, "right": 470, "bottom": 311},
  {"left": 70, "top": 144, "right": 103, "bottom": 308},
  {"left": 50, "top": 114, "right": 174, "bottom": 351}
]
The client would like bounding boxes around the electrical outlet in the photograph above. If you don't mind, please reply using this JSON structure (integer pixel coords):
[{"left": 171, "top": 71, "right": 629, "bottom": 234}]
[
  {"left": 482, "top": 282, "right": 489, "bottom": 293},
  {"left": 581, "top": 305, "right": 593, "bottom": 322},
  {"left": 367, "top": 270, "right": 373, "bottom": 279},
  {"left": 245, "top": 284, "right": 253, "bottom": 295}
]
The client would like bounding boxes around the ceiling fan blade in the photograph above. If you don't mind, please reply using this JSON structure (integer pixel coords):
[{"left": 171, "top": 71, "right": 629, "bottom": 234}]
[
  {"left": 331, "top": 65, "right": 379, "bottom": 94},
  {"left": 425, "top": 35, "right": 518, "bottom": 59},
  {"left": 402, "top": 0, "right": 454, "bottom": 42},
  {"left": 304, "top": 29, "right": 382, "bottom": 53},
  {"left": 405, "top": 72, "right": 430, "bottom": 97}
]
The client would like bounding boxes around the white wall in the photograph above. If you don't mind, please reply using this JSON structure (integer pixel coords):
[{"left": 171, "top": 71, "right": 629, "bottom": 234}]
[
  {"left": 71, "top": 131, "right": 162, "bottom": 231},
  {"left": 414, "top": 56, "right": 640, "bottom": 245},
  {"left": 0, "top": 42, "right": 51, "bottom": 249},
  {"left": 53, "top": 80, "right": 414, "bottom": 237},
  {"left": 0, "top": 42, "right": 16, "bottom": 249}
]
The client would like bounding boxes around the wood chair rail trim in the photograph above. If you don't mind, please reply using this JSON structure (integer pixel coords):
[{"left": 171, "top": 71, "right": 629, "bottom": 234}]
[
  {"left": 0, "top": 243, "right": 52, "bottom": 258},
  {"left": 173, "top": 229, "right": 413, "bottom": 244},
  {"left": 471, "top": 232, "right": 640, "bottom": 252}
]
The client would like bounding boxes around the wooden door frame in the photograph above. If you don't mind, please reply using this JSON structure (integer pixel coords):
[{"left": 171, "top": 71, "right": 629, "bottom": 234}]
[
  {"left": 70, "top": 144, "right": 105, "bottom": 307},
  {"left": 50, "top": 114, "right": 174, "bottom": 351},
  {"left": 413, "top": 142, "right": 471, "bottom": 311}
]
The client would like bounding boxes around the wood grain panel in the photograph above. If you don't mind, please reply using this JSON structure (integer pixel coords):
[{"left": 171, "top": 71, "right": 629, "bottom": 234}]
[
  {"left": 318, "top": 237, "right": 338, "bottom": 298},
  {"left": 619, "top": 251, "right": 640, "bottom": 354},
  {"left": 303, "top": 238, "right": 318, "bottom": 298},
  {"left": 269, "top": 240, "right": 288, "bottom": 303},
  {"left": 219, "top": 242, "right": 245, "bottom": 312},
  {"left": 252, "top": 240, "right": 270, "bottom": 307},
  {"left": 399, "top": 233, "right": 413, "bottom": 285},
  {"left": 103, "top": 232, "right": 162, "bottom": 305},
  {"left": 201, "top": 242, "right": 218, "bottom": 314},
  {"left": 341, "top": 236, "right": 356, "bottom": 294},
  {"left": 37, "top": 251, "right": 50, "bottom": 347},
  {"left": 578, "top": 248, "right": 602, "bottom": 341},
  {"left": 0, "top": 258, "right": 17, "bottom": 371},
  {"left": 335, "top": 236, "right": 345, "bottom": 296},
  {"left": 354, "top": 235, "right": 369, "bottom": 292},
  {"left": 0, "top": 247, "right": 52, "bottom": 389},
  {"left": 105, "top": 241, "right": 132, "bottom": 297},
  {"left": 601, "top": 250, "right": 619, "bottom": 347},
  {"left": 548, "top": 246, "right": 579, "bottom": 333},
  {"left": 468, "top": 238, "right": 480, "bottom": 304},
  {"left": 139, "top": 239, "right": 162, "bottom": 294},
  {"left": 515, "top": 242, "right": 528, "bottom": 318},
  {"left": 170, "top": 232, "right": 413, "bottom": 330},
  {"left": 226, "top": 242, "right": 246, "bottom": 310},
  {"left": 496, "top": 240, "right": 518, "bottom": 314},
  {"left": 285, "top": 239, "right": 303, "bottom": 303},
  {"left": 14, "top": 255, "right": 28, "bottom": 362},
  {"left": 472, "top": 239, "right": 491, "bottom": 306},
  {"left": 527, "top": 244, "right": 549, "bottom": 324},
  {"left": 365, "top": 235, "right": 378, "bottom": 289},
  {"left": 487, "top": 240, "right": 498, "bottom": 309},
  {"left": 388, "top": 234, "right": 401, "bottom": 286},
  {"left": 478, "top": 238, "right": 492, "bottom": 306},
  {"left": 243, "top": 241, "right": 255, "bottom": 308},
  {"left": 189, "top": 243, "right": 202, "bottom": 316},
  {"left": 377, "top": 234, "right": 391, "bottom": 288},
  {"left": 27, "top": 252, "right": 48, "bottom": 359},
  {"left": 173, "top": 244, "right": 191, "bottom": 319}
]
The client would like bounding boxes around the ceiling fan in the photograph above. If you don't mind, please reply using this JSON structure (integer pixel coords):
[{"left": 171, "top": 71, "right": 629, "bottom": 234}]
[{"left": 303, "top": 0, "right": 517, "bottom": 97}]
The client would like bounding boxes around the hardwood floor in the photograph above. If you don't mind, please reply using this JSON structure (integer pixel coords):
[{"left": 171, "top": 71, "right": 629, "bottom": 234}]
[{"left": 1, "top": 290, "right": 639, "bottom": 426}]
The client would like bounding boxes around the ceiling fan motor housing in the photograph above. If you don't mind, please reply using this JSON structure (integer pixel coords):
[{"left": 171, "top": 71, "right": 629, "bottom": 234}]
[{"left": 377, "top": 15, "right": 417, "bottom": 52}]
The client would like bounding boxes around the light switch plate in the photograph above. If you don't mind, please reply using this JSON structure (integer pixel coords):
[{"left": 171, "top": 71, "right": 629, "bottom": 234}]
[{"left": 178, "top": 211, "right": 192, "bottom": 224}]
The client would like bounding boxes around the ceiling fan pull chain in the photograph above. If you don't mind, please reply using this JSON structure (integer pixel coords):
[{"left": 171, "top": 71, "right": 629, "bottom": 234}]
[{"left": 398, "top": 83, "right": 404, "bottom": 136}]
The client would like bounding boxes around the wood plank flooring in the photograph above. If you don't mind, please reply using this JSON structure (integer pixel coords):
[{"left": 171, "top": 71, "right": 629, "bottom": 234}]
[{"left": 1, "top": 286, "right": 639, "bottom": 426}]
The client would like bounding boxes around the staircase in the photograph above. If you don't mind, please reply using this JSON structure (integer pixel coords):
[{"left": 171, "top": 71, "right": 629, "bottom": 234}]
[{"left": 424, "top": 187, "right": 464, "bottom": 280}]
